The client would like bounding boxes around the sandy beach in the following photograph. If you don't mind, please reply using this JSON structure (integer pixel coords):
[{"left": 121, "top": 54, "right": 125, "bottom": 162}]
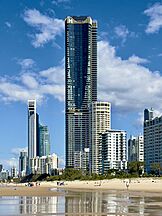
[
  {"left": 0, "top": 184, "right": 63, "bottom": 196},
  {"left": 43, "top": 178, "right": 162, "bottom": 193},
  {"left": 1, "top": 178, "right": 162, "bottom": 196}
]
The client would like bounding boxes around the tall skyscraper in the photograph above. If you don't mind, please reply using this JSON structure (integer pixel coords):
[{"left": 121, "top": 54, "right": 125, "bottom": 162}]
[
  {"left": 65, "top": 16, "right": 97, "bottom": 168},
  {"left": 28, "top": 100, "right": 37, "bottom": 159},
  {"left": 39, "top": 124, "right": 50, "bottom": 156},
  {"left": 89, "top": 101, "right": 111, "bottom": 174},
  {"left": 28, "top": 100, "right": 40, "bottom": 173}
]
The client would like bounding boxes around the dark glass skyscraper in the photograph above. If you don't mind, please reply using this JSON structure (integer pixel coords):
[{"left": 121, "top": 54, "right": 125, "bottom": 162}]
[
  {"left": 39, "top": 124, "right": 50, "bottom": 156},
  {"left": 65, "top": 16, "right": 97, "bottom": 168}
]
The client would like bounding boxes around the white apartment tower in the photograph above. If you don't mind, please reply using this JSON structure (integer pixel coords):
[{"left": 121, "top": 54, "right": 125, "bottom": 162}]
[
  {"left": 89, "top": 101, "right": 111, "bottom": 174},
  {"left": 30, "top": 154, "right": 58, "bottom": 175},
  {"left": 101, "top": 129, "right": 127, "bottom": 173}
]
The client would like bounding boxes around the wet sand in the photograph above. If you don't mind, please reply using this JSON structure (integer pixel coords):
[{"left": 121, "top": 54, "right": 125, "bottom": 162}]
[{"left": 0, "top": 186, "right": 63, "bottom": 196}]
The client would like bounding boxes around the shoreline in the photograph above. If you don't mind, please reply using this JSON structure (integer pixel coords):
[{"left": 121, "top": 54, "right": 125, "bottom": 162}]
[
  {"left": 0, "top": 185, "right": 63, "bottom": 196},
  {"left": 54, "top": 177, "right": 162, "bottom": 193},
  {"left": 1, "top": 178, "right": 162, "bottom": 196}
]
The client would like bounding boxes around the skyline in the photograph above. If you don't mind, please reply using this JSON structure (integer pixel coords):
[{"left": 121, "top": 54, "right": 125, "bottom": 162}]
[{"left": 1, "top": 0, "right": 162, "bottom": 169}]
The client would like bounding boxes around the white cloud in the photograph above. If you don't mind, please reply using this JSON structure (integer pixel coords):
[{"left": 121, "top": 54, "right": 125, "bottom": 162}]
[
  {"left": 128, "top": 55, "right": 149, "bottom": 64},
  {"left": 0, "top": 58, "right": 64, "bottom": 104},
  {"left": 114, "top": 25, "right": 129, "bottom": 42},
  {"left": 5, "top": 22, "right": 11, "bottom": 28},
  {"left": 23, "top": 9, "right": 64, "bottom": 47},
  {"left": 21, "top": 74, "right": 39, "bottom": 89},
  {"left": 18, "top": 58, "right": 35, "bottom": 72},
  {"left": 2, "top": 40, "right": 162, "bottom": 115},
  {"left": 114, "top": 25, "right": 137, "bottom": 44},
  {"left": 39, "top": 61, "right": 64, "bottom": 84},
  {"left": 98, "top": 40, "right": 162, "bottom": 113},
  {"left": 144, "top": 3, "right": 162, "bottom": 33}
]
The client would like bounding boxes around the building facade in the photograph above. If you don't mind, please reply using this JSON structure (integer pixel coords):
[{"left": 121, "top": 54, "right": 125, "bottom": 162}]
[
  {"left": 28, "top": 99, "right": 45, "bottom": 174},
  {"left": 128, "top": 135, "right": 144, "bottom": 162},
  {"left": 101, "top": 130, "right": 127, "bottom": 174},
  {"left": 30, "top": 154, "right": 58, "bottom": 175},
  {"left": 28, "top": 100, "right": 39, "bottom": 160},
  {"left": 65, "top": 16, "right": 97, "bottom": 168},
  {"left": 11, "top": 166, "right": 17, "bottom": 178},
  {"left": 19, "top": 150, "right": 28, "bottom": 177},
  {"left": 89, "top": 101, "right": 111, "bottom": 174},
  {"left": 0, "top": 169, "right": 9, "bottom": 180},
  {"left": 39, "top": 124, "right": 50, "bottom": 156},
  {"left": 0, "top": 164, "right": 3, "bottom": 173},
  {"left": 144, "top": 108, "right": 162, "bottom": 173},
  {"left": 73, "top": 148, "right": 90, "bottom": 172}
]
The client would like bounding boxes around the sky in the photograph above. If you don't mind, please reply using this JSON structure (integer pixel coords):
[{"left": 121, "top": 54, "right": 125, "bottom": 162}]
[{"left": 1, "top": 0, "right": 162, "bottom": 170}]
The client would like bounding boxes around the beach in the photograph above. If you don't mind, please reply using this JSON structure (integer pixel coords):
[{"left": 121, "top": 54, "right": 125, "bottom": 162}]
[
  {"left": 1, "top": 178, "right": 162, "bottom": 196},
  {"left": 53, "top": 178, "right": 162, "bottom": 193},
  {"left": 0, "top": 184, "right": 62, "bottom": 196}
]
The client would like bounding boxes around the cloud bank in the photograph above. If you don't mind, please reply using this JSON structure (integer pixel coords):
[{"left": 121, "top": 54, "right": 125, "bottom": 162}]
[
  {"left": 1, "top": 40, "right": 162, "bottom": 113},
  {"left": 0, "top": 58, "right": 64, "bottom": 104},
  {"left": 98, "top": 41, "right": 162, "bottom": 112},
  {"left": 144, "top": 3, "right": 162, "bottom": 33},
  {"left": 23, "top": 9, "right": 64, "bottom": 47}
]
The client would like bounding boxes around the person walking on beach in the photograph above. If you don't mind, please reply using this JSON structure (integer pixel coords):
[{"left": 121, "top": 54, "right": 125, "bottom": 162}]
[{"left": 126, "top": 181, "right": 129, "bottom": 190}]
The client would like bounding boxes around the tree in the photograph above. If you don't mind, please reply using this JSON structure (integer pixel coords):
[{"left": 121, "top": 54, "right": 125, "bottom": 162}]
[
  {"left": 61, "top": 168, "right": 82, "bottom": 181},
  {"left": 150, "top": 163, "right": 161, "bottom": 176},
  {"left": 128, "top": 161, "right": 144, "bottom": 176}
]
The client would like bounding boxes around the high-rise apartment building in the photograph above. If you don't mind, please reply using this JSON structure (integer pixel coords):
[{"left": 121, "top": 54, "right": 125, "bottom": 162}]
[
  {"left": 101, "top": 130, "right": 127, "bottom": 174},
  {"left": 89, "top": 102, "right": 111, "bottom": 174},
  {"left": 19, "top": 150, "right": 28, "bottom": 177},
  {"left": 30, "top": 153, "right": 58, "bottom": 175},
  {"left": 128, "top": 135, "right": 144, "bottom": 162},
  {"left": 144, "top": 108, "right": 154, "bottom": 121},
  {"left": 28, "top": 100, "right": 37, "bottom": 159},
  {"left": 0, "top": 164, "right": 3, "bottom": 172},
  {"left": 65, "top": 16, "right": 97, "bottom": 168},
  {"left": 39, "top": 124, "right": 50, "bottom": 156},
  {"left": 28, "top": 100, "right": 40, "bottom": 173},
  {"left": 0, "top": 169, "right": 9, "bottom": 180},
  {"left": 144, "top": 108, "right": 162, "bottom": 173},
  {"left": 11, "top": 166, "right": 17, "bottom": 178}
]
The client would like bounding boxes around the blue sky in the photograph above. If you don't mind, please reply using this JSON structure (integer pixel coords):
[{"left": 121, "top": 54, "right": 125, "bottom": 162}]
[{"left": 1, "top": 0, "right": 162, "bottom": 169}]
